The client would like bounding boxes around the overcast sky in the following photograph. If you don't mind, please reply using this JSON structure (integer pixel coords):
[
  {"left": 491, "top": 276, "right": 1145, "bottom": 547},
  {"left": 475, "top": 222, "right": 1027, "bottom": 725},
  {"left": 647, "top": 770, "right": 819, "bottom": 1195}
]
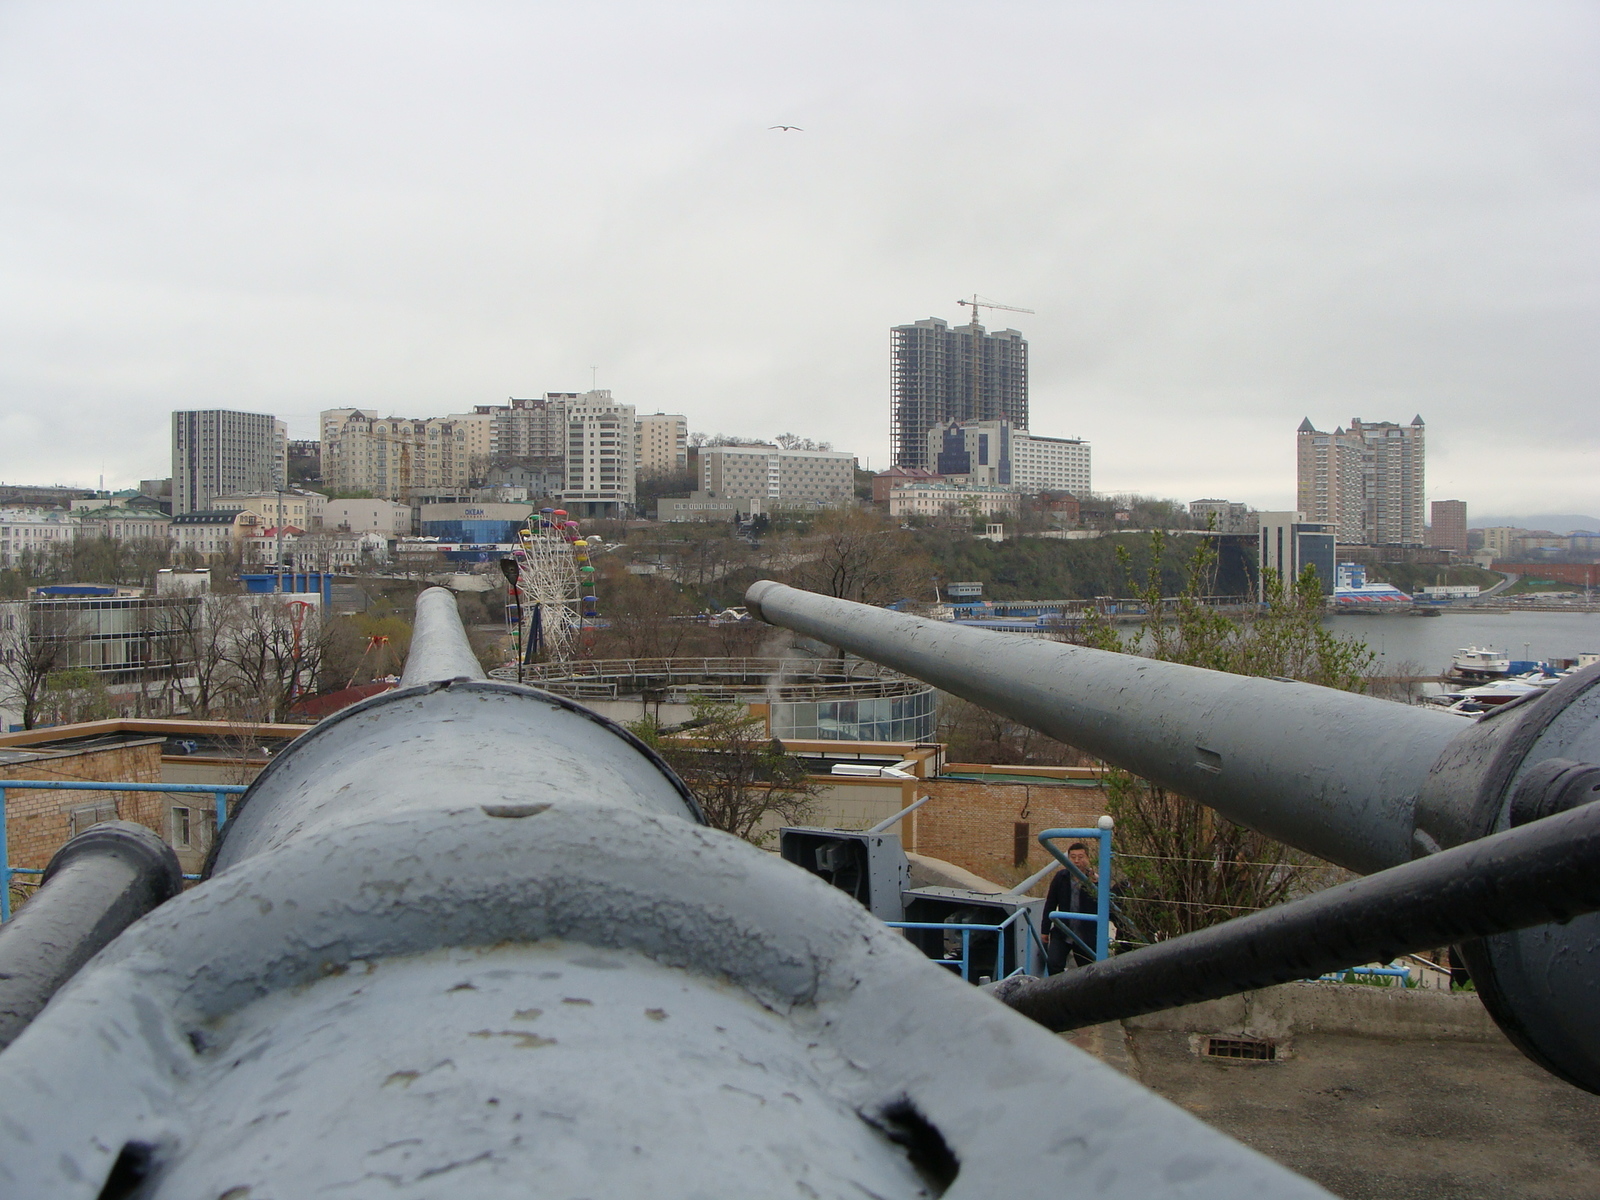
[{"left": 1, "top": 1, "right": 1595, "bottom": 517}]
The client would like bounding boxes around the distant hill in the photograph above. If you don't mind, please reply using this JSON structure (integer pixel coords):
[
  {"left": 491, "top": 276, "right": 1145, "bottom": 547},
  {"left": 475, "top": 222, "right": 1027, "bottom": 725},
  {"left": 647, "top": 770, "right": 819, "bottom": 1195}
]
[{"left": 1469, "top": 514, "right": 1600, "bottom": 533}]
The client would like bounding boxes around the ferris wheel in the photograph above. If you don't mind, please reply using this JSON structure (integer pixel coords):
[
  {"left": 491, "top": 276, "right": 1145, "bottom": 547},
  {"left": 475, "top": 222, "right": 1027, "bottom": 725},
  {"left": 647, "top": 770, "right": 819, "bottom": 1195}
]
[{"left": 513, "top": 508, "right": 599, "bottom": 663}]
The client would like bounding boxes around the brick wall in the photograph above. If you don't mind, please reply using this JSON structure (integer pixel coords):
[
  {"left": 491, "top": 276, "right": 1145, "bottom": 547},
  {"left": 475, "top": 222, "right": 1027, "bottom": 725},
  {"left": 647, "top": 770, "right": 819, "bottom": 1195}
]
[
  {"left": 2, "top": 742, "right": 167, "bottom": 873},
  {"left": 905, "top": 778, "right": 1109, "bottom": 889}
]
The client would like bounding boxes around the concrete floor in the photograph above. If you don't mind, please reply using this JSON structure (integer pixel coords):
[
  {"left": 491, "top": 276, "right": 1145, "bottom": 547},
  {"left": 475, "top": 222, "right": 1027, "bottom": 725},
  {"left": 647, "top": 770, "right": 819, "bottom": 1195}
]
[
  {"left": 1064, "top": 984, "right": 1600, "bottom": 1200},
  {"left": 1129, "top": 1029, "right": 1600, "bottom": 1199}
]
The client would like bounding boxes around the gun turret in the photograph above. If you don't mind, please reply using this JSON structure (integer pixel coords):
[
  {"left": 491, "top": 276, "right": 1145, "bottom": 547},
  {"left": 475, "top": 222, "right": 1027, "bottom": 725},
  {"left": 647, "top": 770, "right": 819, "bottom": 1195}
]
[
  {"left": 745, "top": 580, "right": 1600, "bottom": 1094},
  {"left": 0, "top": 587, "right": 1332, "bottom": 1199}
]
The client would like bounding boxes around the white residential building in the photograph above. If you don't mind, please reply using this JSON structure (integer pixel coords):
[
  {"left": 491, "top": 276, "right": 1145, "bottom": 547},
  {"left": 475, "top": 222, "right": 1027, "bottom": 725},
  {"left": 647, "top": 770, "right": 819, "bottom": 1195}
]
[
  {"left": 701, "top": 445, "right": 855, "bottom": 509},
  {"left": 73, "top": 508, "right": 172, "bottom": 544},
  {"left": 561, "top": 391, "right": 638, "bottom": 517},
  {"left": 926, "top": 420, "right": 1090, "bottom": 495},
  {"left": 1011, "top": 432, "right": 1091, "bottom": 495},
  {"left": 886, "top": 483, "right": 1020, "bottom": 520},
  {"left": 323, "top": 499, "right": 413, "bottom": 536},
  {"left": 169, "top": 510, "right": 262, "bottom": 560},
  {"left": 0, "top": 510, "right": 77, "bottom": 568},
  {"left": 636, "top": 413, "right": 689, "bottom": 476}
]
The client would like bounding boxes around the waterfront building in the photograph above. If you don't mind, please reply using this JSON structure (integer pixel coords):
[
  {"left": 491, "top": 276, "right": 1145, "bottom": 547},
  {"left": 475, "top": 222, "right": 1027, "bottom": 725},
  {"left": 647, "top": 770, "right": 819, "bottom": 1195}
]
[
  {"left": 1296, "top": 416, "right": 1425, "bottom": 545},
  {"left": 892, "top": 317, "right": 1027, "bottom": 471},
  {"left": 171, "top": 410, "right": 287, "bottom": 515},
  {"left": 1258, "top": 511, "right": 1336, "bottom": 600},
  {"left": 1427, "top": 500, "right": 1468, "bottom": 552},
  {"left": 419, "top": 501, "right": 536, "bottom": 545},
  {"left": 1479, "top": 527, "right": 1523, "bottom": 559}
]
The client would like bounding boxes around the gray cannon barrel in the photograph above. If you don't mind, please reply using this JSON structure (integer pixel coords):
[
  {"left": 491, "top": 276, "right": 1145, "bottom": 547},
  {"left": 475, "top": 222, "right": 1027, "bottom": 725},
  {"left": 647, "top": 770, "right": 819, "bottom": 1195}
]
[
  {"left": 992, "top": 796, "right": 1600, "bottom": 1042},
  {"left": 400, "top": 585, "right": 487, "bottom": 686},
  {"left": 0, "top": 588, "right": 1334, "bottom": 1199},
  {"left": 746, "top": 580, "right": 1464, "bottom": 874},
  {"left": 0, "top": 822, "right": 180, "bottom": 1050}
]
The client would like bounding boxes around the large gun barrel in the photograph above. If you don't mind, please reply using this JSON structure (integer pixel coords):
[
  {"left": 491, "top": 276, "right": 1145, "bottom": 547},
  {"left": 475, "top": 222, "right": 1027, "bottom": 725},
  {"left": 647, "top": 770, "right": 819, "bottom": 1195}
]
[
  {"left": 746, "top": 580, "right": 1600, "bottom": 1094},
  {"left": 0, "top": 587, "right": 1330, "bottom": 1199},
  {"left": 746, "top": 580, "right": 1461, "bottom": 874}
]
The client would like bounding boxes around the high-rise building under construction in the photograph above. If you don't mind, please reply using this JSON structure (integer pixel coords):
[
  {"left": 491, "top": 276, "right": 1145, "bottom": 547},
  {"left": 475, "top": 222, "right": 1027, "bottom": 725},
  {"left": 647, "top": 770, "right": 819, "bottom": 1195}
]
[{"left": 891, "top": 317, "right": 1028, "bottom": 471}]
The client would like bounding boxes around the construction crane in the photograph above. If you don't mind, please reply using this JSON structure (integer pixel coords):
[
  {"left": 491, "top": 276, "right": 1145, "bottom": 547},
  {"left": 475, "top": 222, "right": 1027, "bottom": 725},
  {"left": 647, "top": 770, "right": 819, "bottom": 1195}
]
[
  {"left": 956, "top": 293, "right": 1034, "bottom": 326},
  {"left": 955, "top": 295, "right": 1034, "bottom": 425}
]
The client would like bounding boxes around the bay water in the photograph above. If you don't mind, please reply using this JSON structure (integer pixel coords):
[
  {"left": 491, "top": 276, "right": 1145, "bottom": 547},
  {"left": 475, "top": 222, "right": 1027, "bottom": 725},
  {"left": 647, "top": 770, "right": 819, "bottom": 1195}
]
[{"left": 1325, "top": 610, "right": 1600, "bottom": 675}]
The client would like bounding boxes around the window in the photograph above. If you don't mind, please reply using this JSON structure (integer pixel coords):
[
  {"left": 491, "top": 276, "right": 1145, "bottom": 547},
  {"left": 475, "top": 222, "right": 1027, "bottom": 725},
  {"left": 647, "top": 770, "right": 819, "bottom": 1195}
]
[
  {"left": 70, "top": 801, "right": 118, "bottom": 837},
  {"left": 170, "top": 806, "right": 192, "bottom": 848}
]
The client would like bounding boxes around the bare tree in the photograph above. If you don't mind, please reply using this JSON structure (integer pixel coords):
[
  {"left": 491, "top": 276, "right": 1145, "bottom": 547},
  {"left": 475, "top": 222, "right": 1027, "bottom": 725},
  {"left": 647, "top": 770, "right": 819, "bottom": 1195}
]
[
  {"left": 0, "top": 604, "right": 76, "bottom": 729},
  {"left": 222, "top": 597, "right": 326, "bottom": 723},
  {"left": 774, "top": 433, "right": 832, "bottom": 452},
  {"left": 630, "top": 700, "right": 817, "bottom": 843},
  {"left": 786, "top": 508, "right": 930, "bottom": 606}
]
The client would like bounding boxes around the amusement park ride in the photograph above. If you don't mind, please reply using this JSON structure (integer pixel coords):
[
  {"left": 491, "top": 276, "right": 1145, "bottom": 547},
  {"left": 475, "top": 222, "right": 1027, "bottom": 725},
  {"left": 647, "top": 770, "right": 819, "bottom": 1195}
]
[{"left": 505, "top": 507, "right": 600, "bottom": 668}]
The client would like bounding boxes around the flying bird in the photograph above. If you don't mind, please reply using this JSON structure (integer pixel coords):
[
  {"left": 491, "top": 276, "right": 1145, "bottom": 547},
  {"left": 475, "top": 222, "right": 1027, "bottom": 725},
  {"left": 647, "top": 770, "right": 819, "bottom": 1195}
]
[{"left": 769, "top": 125, "right": 803, "bottom": 132}]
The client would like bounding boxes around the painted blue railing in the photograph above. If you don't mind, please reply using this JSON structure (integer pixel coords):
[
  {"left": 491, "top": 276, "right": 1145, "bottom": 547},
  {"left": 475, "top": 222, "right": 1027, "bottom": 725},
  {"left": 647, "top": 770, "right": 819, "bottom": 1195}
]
[
  {"left": 0, "top": 780, "right": 248, "bottom": 921},
  {"left": 884, "top": 905, "right": 1047, "bottom": 984},
  {"left": 1322, "top": 963, "right": 1411, "bottom": 986},
  {"left": 883, "top": 824, "right": 1116, "bottom": 982},
  {"left": 1037, "top": 825, "right": 1115, "bottom": 963}
]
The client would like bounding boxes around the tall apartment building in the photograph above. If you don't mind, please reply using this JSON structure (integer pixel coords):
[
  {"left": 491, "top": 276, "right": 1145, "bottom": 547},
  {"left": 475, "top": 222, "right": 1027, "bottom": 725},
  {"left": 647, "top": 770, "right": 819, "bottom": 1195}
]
[
  {"left": 892, "top": 317, "right": 1027, "bottom": 471},
  {"left": 1427, "top": 499, "right": 1468, "bottom": 552},
  {"left": 320, "top": 410, "right": 491, "bottom": 500},
  {"left": 1296, "top": 416, "right": 1426, "bottom": 545},
  {"left": 926, "top": 420, "right": 1090, "bottom": 495},
  {"left": 561, "top": 391, "right": 637, "bottom": 516},
  {"left": 471, "top": 394, "right": 579, "bottom": 460},
  {"left": 171, "top": 411, "right": 287, "bottom": 515},
  {"left": 701, "top": 445, "right": 855, "bottom": 509},
  {"left": 636, "top": 413, "right": 689, "bottom": 476}
]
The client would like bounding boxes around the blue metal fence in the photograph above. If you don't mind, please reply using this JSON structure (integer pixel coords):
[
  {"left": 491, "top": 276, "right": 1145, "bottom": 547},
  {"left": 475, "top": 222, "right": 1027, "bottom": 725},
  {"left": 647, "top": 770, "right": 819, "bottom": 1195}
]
[
  {"left": 882, "top": 823, "right": 1116, "bottom": 982},
  {"left": 883, "top": 906, "right": 1047, "bottom": 984},
  {"left": 0, "top": 780, "right": 248, "bottom": 921}
]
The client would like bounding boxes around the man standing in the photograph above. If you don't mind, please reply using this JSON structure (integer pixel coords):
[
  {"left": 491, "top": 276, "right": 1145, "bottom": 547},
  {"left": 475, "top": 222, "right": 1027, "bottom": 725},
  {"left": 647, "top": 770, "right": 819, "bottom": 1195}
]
[{"left": 1043, "top": 842, "right": 1098, "bottom": 974}]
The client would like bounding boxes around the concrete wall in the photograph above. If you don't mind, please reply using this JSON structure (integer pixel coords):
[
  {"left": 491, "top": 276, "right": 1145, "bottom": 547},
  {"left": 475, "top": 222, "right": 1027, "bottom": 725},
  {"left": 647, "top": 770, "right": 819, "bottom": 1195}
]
[{"left": 1125, "top": 979, "right": 1503, "bottom": 1044}]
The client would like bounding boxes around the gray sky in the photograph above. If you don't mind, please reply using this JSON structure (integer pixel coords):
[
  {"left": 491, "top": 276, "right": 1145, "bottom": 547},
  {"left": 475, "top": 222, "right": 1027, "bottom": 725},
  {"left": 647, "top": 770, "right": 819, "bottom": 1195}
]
[{"left": 2, "top": 1, "right": 1595, "bottom": 516}]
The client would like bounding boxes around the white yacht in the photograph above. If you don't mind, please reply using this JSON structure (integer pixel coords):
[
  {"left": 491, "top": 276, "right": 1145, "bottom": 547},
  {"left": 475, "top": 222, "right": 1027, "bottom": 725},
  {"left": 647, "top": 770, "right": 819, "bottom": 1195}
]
[{"left": 1449, "top": 646, "right": 1510, "bottom": 678}]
